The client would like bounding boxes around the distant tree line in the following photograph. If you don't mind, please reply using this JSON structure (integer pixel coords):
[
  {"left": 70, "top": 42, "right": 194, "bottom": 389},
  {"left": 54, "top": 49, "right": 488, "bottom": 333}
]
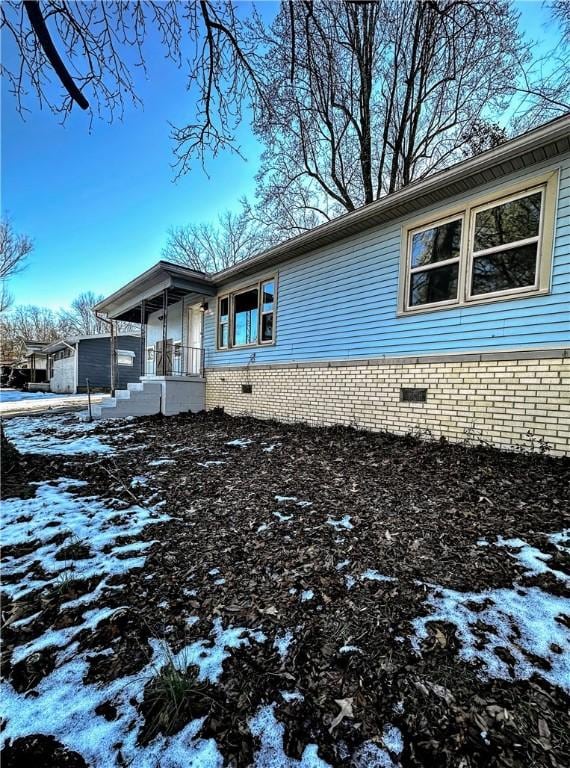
[{"left": 0, "top": 290, "right": 136, "bottom": 363}]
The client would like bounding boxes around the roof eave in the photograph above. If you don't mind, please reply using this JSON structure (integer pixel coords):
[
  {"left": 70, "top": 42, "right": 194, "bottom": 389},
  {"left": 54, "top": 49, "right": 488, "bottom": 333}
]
[{"left": 213, "top": 114, "right": 570, "bottom": 285}]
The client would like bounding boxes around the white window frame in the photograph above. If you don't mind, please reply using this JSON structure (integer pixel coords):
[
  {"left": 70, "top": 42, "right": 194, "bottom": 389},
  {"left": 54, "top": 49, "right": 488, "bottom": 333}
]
[
  {"left": 466, "top": 186, "right": 544, "bottom": 302},
  {"left": 405, "top": 212, "right": 464, "bottom": 312},
  {"left": 216, "top": 274, "right": 278, "bottom": 351},
  {"left": 116, "top": 349, "right": 135, "bottom": 367},
  {"left": 398, "top": 170, "right": 559, "bottom": 316}
]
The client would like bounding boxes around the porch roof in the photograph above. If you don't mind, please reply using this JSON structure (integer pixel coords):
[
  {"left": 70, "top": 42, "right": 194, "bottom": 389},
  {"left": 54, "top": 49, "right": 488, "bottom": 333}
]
[{"left": 94, "top": 261, "right": 216, "bottom": 323}]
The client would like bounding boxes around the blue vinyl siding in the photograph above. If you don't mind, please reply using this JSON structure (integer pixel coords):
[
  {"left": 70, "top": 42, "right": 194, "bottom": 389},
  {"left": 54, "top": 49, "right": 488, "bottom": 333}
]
[{"left": 204, "top": 154, "right": 570, "bottom": 366}]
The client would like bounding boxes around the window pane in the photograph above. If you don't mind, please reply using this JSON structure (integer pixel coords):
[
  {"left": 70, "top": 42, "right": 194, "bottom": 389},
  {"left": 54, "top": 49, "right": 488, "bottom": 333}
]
[
  {"left": 410, "top": 263, "right": 459, "bottom": 306},
  {"left": 261, "top": 313, "right": 273, "bottom": 342},
  {"left": 233, "top": 289, "right": 258, "bottom": 345},
  {"left": 411, "top": 219, "right": 462, "bottom": 268},
  {"left": 219, "top": 297, "right": 229, "bottom": 347},
  {"left": 471, "top": 243, "right": 537, "bottom": 296},
  {"left": 262, "top": 281, "right": 274, "bottom": 312},
  {"left": 219, "top": 322, "right": 228, "bottom": 348},
  {"left": 474, "top": 192, "right": 541, "bottom": 252}
]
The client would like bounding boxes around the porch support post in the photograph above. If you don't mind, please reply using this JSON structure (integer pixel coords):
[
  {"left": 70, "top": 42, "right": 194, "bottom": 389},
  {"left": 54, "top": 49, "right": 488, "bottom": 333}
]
[
  {"left": 140, "top": 299, "right": 146, "bottom": 377},
  {"left": 161, "top": 288, "right": 168, "bottom": 376},
  {"left": 110, "top": 321, "right": 116, "bottom": 394}
]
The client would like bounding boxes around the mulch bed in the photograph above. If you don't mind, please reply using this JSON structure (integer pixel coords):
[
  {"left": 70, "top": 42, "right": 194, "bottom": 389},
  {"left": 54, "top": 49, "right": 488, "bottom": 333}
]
[{"left": 2, "top": 410, "right": 569, "bottom": 767}]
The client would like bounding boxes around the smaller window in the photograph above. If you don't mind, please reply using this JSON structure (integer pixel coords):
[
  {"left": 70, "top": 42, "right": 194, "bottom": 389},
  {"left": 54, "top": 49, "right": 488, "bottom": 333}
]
[
  {"left": 260, "top": 279, "right": 275, "bottom": 343},
  {"left": 147, "top": 347, "right": 155, "bottom": 360},
  {"left": 218, "top": 296, "right": 229, "bottom": 348},
  {"left": 407, "top": 217, "right": 462, "bottom": 309},
  {"left": 117, "top": 349, "right": 135, "bottom": 367}
]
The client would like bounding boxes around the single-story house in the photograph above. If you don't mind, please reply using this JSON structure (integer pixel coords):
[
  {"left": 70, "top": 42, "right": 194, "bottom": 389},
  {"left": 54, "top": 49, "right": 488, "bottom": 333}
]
[
  {"left": 95, "top": 115, "right": 570, "bottom": 454},
  {"left": 43, "top": 334, "right": 141, "bottom": 394},
  {"left": 20, "top": 341, "right": 49, "bottom": 386}
]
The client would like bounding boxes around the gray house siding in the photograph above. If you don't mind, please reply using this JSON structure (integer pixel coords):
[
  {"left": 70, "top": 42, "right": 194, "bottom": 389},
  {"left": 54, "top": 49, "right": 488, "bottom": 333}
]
[{"left": 77, "top": 335, "right": 141, "bottom": 391}]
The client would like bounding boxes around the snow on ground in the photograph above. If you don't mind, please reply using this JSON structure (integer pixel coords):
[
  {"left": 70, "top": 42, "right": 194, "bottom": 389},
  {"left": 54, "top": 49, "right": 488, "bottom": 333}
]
[
  {"left": 249, "top": 704, "right": 329, "bottom": 768},
  {"left": 411, "top": 584, "right": 570, "bottom": 692},
  {"left": 496, "top": 532, "right": 570, "bottom": 582},
  {"left": 0, "top": 391, "right": 106, "bottom": 415},
  {"left": 361, "top": 570, "right": 396, "bottom": 583},
  {"left": 2, "top": 478, "right": 169, "bottom": 600},
  {"left": 326, "top": 515, "right": 353, "bottom": 531},
  {"left": 0, "top": 389, "right": 63, "bottom": 403},
  {"left": 3, "top": 413, "right": 114, "bottom": 454}
]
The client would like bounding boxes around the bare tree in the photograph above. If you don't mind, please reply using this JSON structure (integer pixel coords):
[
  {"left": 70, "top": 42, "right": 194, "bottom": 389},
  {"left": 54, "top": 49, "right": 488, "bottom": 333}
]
[
  {"left": 0, "top": 219, "right": 34, "bottom": 312},
  {"left": 510, "top": 0, "right": 570, "bottom": 129},
  {"left": 1, "top": 1, "right": 269, "bottom": 170},
  {"left": 59, "top": 291, "right": 106, "bottom": 335},
  {"left": 253, "top": 0, "right": 532, "bottom": 234},
  {"left": 163, "top": 204, "right": 269, "bottom": 272}
]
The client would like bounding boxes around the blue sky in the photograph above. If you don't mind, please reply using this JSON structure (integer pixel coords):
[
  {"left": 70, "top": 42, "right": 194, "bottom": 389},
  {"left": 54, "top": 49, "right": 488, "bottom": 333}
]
[{"left": 1, "top": 1, "right": 561, "bottom": 309}]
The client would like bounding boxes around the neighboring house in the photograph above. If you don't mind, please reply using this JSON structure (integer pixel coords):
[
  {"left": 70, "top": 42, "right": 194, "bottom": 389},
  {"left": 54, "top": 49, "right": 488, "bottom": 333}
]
[
  {"left": 43, "top": 334, "right": 141, "bottom": 394},
  {"left": 95, "top": 115, "right": 570, "bottom": 454},
  {"left": 20, "top": 341, "right": 49, "bottom": 384}
]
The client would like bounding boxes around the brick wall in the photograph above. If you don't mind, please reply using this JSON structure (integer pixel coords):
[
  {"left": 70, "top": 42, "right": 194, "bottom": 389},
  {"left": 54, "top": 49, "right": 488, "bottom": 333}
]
[{"left": 205, "top": 350, "right": 570, "bottom": 455}]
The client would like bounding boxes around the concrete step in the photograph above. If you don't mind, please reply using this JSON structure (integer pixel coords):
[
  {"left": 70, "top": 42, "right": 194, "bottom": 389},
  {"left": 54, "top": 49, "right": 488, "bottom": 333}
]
[
  {"left": 136, "top": 381, "right": 162, "bottom": 394},
  {"left": 114, "top": 389, "right": 132, "bottom": 400}
]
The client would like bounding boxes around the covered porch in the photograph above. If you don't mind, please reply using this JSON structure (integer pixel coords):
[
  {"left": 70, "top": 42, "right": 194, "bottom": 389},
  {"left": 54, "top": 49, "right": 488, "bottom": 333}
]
[{"left": 94, "top": 262, "right": 216, "bottom": 417}]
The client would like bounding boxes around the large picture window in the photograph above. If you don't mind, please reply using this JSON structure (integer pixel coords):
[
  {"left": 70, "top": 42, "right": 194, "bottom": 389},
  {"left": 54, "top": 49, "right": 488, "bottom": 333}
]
[
  {"left": 399, "top": 174, "right": 557, "bottom": 314},
  {"left": 217, "top": 276, "right": 277, "bottom": 349}
]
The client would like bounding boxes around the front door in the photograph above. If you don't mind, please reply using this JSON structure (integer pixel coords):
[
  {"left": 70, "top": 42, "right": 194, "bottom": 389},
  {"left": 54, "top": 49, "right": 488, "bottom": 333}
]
[
  {"left": 187, "top": 305, "right": 203, "bottom": 375},
  {"left": 155, "top": 339, "right": 174, "bottom": 375}
]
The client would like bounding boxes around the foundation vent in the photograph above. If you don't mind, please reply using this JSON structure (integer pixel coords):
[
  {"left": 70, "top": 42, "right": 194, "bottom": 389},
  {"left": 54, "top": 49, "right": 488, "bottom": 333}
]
[
  {"left": 400, "top": 387, "right": 427, "bottom": 403},
  {"left": 241, "top": 383, "right": 253, "bottom": 394}
]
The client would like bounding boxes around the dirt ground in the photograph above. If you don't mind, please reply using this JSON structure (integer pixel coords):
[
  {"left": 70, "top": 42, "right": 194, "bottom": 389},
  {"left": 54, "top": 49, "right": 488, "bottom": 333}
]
[{"left": 1, "top": 410, "right": 569, "bottom": 767}]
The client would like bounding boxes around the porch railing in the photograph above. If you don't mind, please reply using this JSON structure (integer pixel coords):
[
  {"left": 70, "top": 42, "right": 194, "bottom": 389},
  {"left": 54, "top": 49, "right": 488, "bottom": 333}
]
[{"left": 143, "top": 344, "right": 204, "bottom": 378}]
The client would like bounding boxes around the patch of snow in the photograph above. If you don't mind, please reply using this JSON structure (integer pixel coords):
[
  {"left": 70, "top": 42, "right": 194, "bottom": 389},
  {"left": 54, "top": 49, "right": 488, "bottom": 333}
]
[
  {"left": 186, "top": 616, "right": 200, "bottom": 628},
  {"left": 1, "top": 639, "right": 224, "bottom": 768},
  {"left": 0, "top": 389, "right": 63, "bottom": 403},
  {"left": 155, "top": 618, "right": 266, "bottom": 684},
  {"left": 274, "top": 631, "right": 294, "bottom": 659},
  {"left": 226, "top": 438, "right": 254, "bottom": 448},
  {"left": 273, "top": 510, "right": 293, "bottom": 522},
  {"left": 4, "top": 414, "right": 114, "bottom": 455},
  {"left": 275, "top": 495, "right": 312, "bottom": 507},
  {"left": 345, "top": 575, "right": 356, "bottom": 590},
  {"left": 326, "top": 515, "right": 353, "bottom": 531},
  {"left": 12, "top": 606, "right": 125, "bottom": 665},
  {"left": 351, "top": 741, "right": 396, "bottom": 768},
  {"left": 130, "top": 475, "right": 149, "bottom": 487},
  {"left": 496, "top": 535, "right": 569, "bottom": 582},
  {"left": 249, "top": 704, "right": 329, "bottom": 767},
  {"left": 281, "top": 690, "right": 304, "bottom": 702},
  {"left": 208, "top": 568, "right": 220, "bottom": 575},
  {"left": 257, "top": 523, "right": 270, "bottom": 533},
  {"left": 476, "top": 538, "right": 489, "bottom": 547},
  {"left": 336, "top": 559, "right": 350, "bottom": 571},
  {"left": 262, "top": 443, "right": 280, "bottom": 453},
  {"left": 148, "top": 458, "right": 176, "bottom": 466},
  {"left": 411, "top": 584, "right": 570, "bottom": 693},
  {"left": 214, "top": 578, "right": 226, "bottom": 586},
  {"left": 382, "top": 725, "right": 404, "bottom": 756},
  {"left": 300, "top": 590, "right": 314, "bottom": 602},
  {"left": 361, "top": 570, "right": 396, "bottom": 583},
  {"left": 2, "top": 479, "right": 169, "bottom": 600},
  {"left": 197, "top": 460, "right": 226, "bottom": 467},
  {"left": 339, "top": 645, "right": 361, "bottom": 654}
]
